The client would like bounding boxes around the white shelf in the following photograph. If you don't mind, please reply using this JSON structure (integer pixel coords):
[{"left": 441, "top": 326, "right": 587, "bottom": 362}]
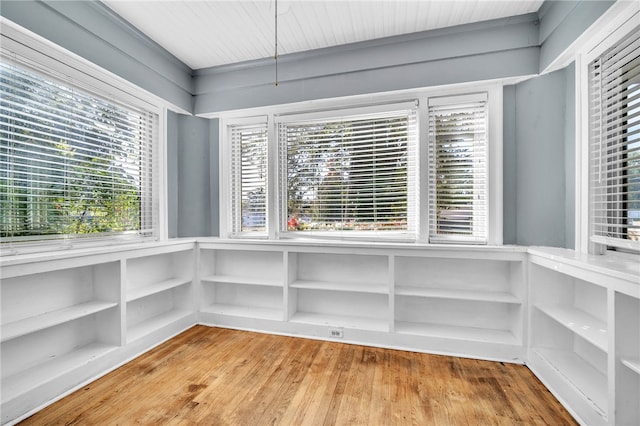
[
  {"left": 202, "top": 304, "right": 283, "bottom": 321},
  {"left": 200, "top": 274, "right": 282, "bottom": 287},
  {"left": 0, "top": 301, "right": 119, "bottom": 343},
  {"left": 534, "top": 348, "right": 608, "bottom": 417},
  {"left": 290, "top": 280, "right": 388, "bottom": 294},
  {"left": 395, "top": 286, "right": 520, "bottom": 303},
  {"left": 127, "top": 309, "right": 192, "bottom": 343},
  {"left": 395, "top": 321, "right": 518, "bottom": 345},
  {"left": 290, "top": 311, "right": 388, "bottom": 332},
  {"left": 1, "top": 342, "right": 118, "bottom": 404},
  {"left": 622, "top": 358, "right": 640, "bottom": 376},
  {"left": 127, "top": 277, "right": 192, "bottom": 302},
  {"left": 536, "top": 305, "right": 608, "bottom": 352}
]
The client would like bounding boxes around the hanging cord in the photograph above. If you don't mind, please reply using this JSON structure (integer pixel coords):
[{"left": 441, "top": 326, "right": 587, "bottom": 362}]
[{"left": 275, "top": 0, "right": 279, "bottom": 86}]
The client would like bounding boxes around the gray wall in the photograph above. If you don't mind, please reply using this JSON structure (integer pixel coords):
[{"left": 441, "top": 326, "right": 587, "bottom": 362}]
[
  {"left": 503, "top": 65, "right": 574, "bottom": 247},
  {"left": 193, "top": 14, "right": 540, "bottom": 115},
  {"left": 167, "top": 111, "right": 179, "bottom": 238},
  {"left": 537, "top": 0, "right": 614, "bottom": 72},
  {"left": 2, "top": 1, "right": 610, "bottom": 246},
  {"left": 0, "top": 0, "right": 193, "bottom": 113},
  {"left": 167, "top": 115, "right": 219, "bottom": 238}
]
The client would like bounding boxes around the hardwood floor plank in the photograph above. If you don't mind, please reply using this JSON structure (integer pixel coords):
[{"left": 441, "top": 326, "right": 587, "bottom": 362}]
[{"left": 19, "top": 326, "right": 577, "bottom": 426}]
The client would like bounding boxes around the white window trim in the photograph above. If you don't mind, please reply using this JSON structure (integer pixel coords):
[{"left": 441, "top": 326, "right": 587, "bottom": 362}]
[
  {"left": 220, "top": 116, "right": 269, "bottom": 239},
  {"left": 0, "top": 19, "right": 169, "bottom": 254},
  {"left": 219, "top": 84, "right": 503, "bottom": 245},
  {"left": 575, "top": 2, "right": 640, "bottom": 255}
]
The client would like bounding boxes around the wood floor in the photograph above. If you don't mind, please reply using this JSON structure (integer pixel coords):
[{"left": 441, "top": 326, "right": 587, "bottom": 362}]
[{"left": 21, "top": 326, "right": 577, "bottom": 425}]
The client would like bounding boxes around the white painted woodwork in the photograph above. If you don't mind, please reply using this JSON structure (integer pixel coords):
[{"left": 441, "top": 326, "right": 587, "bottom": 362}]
[
  {"left": 101, "top": 0, "right": 543, "bottom": 69},
  {"left": 0, "top": 241, "right": 196, "bottom": 425},
  {"left": 528, "top": 247, "right": 639, "bottom": 426},
  {"left": 0, "top": 239, "right": 638, "bottom": 426}
]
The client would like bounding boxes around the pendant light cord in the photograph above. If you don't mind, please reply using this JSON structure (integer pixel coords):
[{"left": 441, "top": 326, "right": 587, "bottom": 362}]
[{"left": 275, "top": 0, "right": 279, "bottom": 86}]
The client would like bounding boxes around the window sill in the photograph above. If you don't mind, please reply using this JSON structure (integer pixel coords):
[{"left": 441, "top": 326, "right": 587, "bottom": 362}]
[
  {"left": 198, "top": 236, "right": 526, "bottom": 254},
  {"left": 527, "top": 246, "right": 640, "bottom": 286},
  {"left": 0, "top": 238, "right": 196, "bottom": 268}
]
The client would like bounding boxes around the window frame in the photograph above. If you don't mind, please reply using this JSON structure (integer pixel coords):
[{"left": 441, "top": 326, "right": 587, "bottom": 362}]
[
  {"left": 0, "top": 19, "right": 168, "bottom": 255},
  {"left": 427, "top": 92, "right": 491, "bottom": 244},
  {"left": 576, "top": 3, "right": 640, "bottom": 255},
  {"left": 219, "top": 84, "right": 503, "bottom": 245},
  {"left": 275, "top": 101, "right": 419, "bottom": 241},
  {"left": 222, "top": 116, "right": 269, "bottom": 238}
]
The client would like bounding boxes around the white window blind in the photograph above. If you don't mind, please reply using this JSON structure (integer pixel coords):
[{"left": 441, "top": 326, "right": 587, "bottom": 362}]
[
  {"left": 0, "top": 59, "right": 158, "bottom": 244},
  {"left": 589, "top": 25, "right": 640, "bottom": 251},
  {"left": 230, "top": 122, "right": 268, "bottom": 234},
  {"left": 428, "top": 94, "right": 488, "bottom": 244},
  {"left": 278, "top": 105, "right": 417, "bottom": 236}
]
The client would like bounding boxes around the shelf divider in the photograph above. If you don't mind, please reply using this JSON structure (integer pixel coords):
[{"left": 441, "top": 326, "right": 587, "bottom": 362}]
[
  {"left": 395, "top": 321, "right": 518, "bottom": 345},
  {"left": 621, "top": 358, "right": 640, "bottom": 376},
  {"left": 200, "top": 274, "right": 282, "bottom": 287},
  {"left": 126, "top": 277, "right": 192, "bottom": 302},
  {"left": 202, "top": 304, "right": 283, "bottom": 321},
  {"left": 535, "top": 305, "right": 608, "bottom": 352},
  {"left": 534, "top": 348, "right": 608, "bottom": 417},
  {"left": 1, "top": 342, "right": 118, "bottom": 404},
  {"left": 1, "top": 301, "right": 119, "bottom": 343},
  {"left": 395, "top": 286, "right": 520, "bottom": 303},
  {"left": 290, "top": 311, "right": 388, "bottom": 332},
  {"left": 290, "top": 280, "right": 388, "bottom": 294}
]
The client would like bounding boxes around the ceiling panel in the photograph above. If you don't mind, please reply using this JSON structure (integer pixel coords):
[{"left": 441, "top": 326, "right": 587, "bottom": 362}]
[{"left": 102, "top": 0, "right": 544, "bottom": 70}]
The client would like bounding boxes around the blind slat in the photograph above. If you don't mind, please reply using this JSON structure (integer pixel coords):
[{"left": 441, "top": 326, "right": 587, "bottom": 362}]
[
  {"left": 428, "top": 98, "right": 488, "bottom": 243},
  {"left": 589, "top": 25, "right": 640, "bottom": 250},
  {"left": 1, "top": 60, "right": 157, "bottom": 243},
  {"left": 280, "top": 106, "right": 417, "bottom": 234}
]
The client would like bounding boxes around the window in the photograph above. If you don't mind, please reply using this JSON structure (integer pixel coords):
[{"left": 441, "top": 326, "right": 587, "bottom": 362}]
[
  {"left": 589, "top": 25, "right": 640, "bottom": 252},
  {"left": 229, "top": 120, "right": 268, "bottom": 235},
  {"left": 278, "top": 105, "right": 417, "bottom": 237},
  {"left": 428, "top": 94, "right": 488, "bottom": 244},
  {"left": 223, "top": 89, "right": 499, "bottom": 244},
  {"left": 0, "top": 59, "right": 159, "bottom": 245}
]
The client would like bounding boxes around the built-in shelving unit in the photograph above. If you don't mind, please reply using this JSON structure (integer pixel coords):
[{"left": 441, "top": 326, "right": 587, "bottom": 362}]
[
  {"left": 197, "top": 241, "right": 527, "bottom": 360},
  {"left": 1, "top": 240, "right": 637, "bottom": 426},
  {"left": 0, "top": 241, "right": 196, "bottom": 425},
  {"left": 1, "top": 260, "right": 121, "bottom": 423},
  {"left": 615, "top": 292, "right": 640, "bottom": 425},
  {"left": 528, "top": 247, "right": 640, "bottom": 426}
]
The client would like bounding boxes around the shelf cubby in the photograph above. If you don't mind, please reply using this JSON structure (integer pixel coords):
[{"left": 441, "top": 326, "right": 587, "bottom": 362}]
[
  {"left": 394, "top": 256, "right": 524, "bottom": 300},
  {"left": 0, "top": 261, "right": 121, "bottom": 407},
  {"left": 125, "top": 250, "right": 193, "bottom": 301},
  {"left": 125, "top": 250, "right": 194, "bottom": 343},
  {"left": 200, "top": 281, "right": 284, "bottom": 321},
  {"left": 529, "top": 261, "right": 609, "bottom": 422},
  {"left": 394, "top": 295, "right": 520, "bottom": 344},
  {"left": 290, "top": 288, "right": 389, "bottom": 332},
  {"left": 393, "top": 256, "right": 523, "bottom": 345},
  {"left": 198, "top": 248, "right": 284, "bottom": 320},
  {"left": 1, "top": 313, "right": 119, "bottom": 405},
  {"left": 199, "top": 249, "right": 284, "bottom": 286},
  {"left": 126, "top": 289, "right": 193, "bottom": 343},
  {"left": 615, "top": 292, "right": 640, "bottom": 425},
  {"left": 292, "top": 252, "right": 389, "bottom": 294}
]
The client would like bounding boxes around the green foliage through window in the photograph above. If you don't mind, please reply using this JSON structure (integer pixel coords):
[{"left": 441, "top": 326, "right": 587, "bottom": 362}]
[{"left": 0, "top": 60, "right": 157, "bottom": 242}]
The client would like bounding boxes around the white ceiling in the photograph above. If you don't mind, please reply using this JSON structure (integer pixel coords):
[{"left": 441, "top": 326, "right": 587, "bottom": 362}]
[{"left": 102, "top": 0, "right": 544, "bottom": 70}]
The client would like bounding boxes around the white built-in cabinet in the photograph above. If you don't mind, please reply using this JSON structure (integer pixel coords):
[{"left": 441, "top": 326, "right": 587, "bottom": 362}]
[
  {"left": 0, "top": 241, "right": 196, "bottom": 425},
  {"left": 528, "top": 247, "right": 640, "bottom": 426},
  {"left": 1, "top": 239, "right": 638, "bottom": 426},
  {"left": 197, "top": 241, "right": 527, "bottom": 361}
]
